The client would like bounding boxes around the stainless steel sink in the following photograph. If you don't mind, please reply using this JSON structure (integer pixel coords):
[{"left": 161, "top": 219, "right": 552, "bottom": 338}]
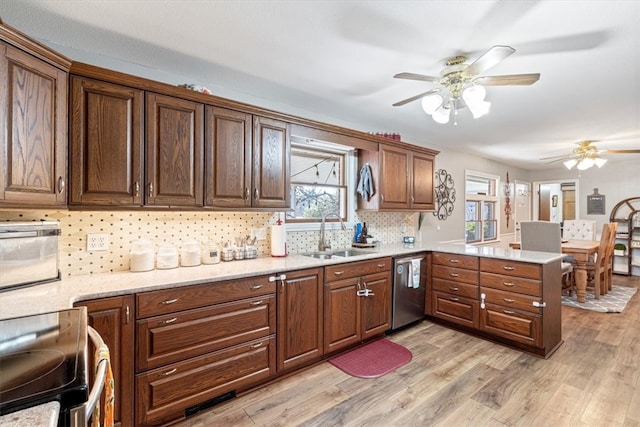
[
  {"left": 331, "top": 249, "right": 371, "bottom": 257},
  {"left": 303, "top": 252, "right": 334, "bottom": 259}
]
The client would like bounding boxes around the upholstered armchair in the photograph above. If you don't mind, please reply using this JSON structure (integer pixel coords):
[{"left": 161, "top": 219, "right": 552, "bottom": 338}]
[{"left": 563, "top": 220, "right": 597, "bottom": 241}]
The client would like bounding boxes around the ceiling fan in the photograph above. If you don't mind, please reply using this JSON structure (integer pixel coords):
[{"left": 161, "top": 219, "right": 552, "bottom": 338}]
[
  {"left": 392, "top": 45, "right": 540, "bottom": 124},
  {"left": 540, "top": 140, "right": 640, "bottom": 170}
]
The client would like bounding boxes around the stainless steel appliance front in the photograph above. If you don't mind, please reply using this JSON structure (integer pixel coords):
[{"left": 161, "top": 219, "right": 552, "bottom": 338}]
[
  {"left": 391, "top": 254, "right": 427, "bottom": 330},
  {"left": 0, "top": 221, "right": 60, "bottom": 291}
]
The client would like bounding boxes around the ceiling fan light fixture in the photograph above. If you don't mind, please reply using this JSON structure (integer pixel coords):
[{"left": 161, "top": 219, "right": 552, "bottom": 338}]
[
  {"left": 421, "top": 93, "right": 443, "bottom": 115},
  {"left": 577, "top": 157, "right": 595, "bottom": 170},
  {"left": 595, "top": 157, "right": 607, "bottom": 168},
  {"left": 563, "top": 159, "right": 577, "bottom": 170},
  {"left": 432, "top": 105, "right": 450, "bottom": 124},
  {"left": 462, "top": 85, "right": 486, "bottom": 104},
  {"left": 468, "top": 100, "right": 491, "bottom": 119}
]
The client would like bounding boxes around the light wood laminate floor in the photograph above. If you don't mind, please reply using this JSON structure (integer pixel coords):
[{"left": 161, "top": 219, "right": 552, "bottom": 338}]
[{"left": 175, "top": 275, "right": 640, "bottom": 427}]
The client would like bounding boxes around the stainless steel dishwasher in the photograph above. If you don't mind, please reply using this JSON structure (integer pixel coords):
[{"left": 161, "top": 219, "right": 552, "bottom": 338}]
[{"left": 391, "top": 254, "right": 427, "bottom": 330}]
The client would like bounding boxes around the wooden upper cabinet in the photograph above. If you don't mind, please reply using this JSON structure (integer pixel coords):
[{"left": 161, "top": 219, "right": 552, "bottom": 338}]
[
  {"left": 204, "top": 106, "right": 252, "bottom": 208},
  {"left": 69, "top": 76, "right": 144, "bottom": 206},
  {"left": 0, "top": 42, "right": 67, "bottom": 207},
  {"left": 145, "top": 92, "right": 204, "bottom": 207},
  {"left": 252, "top": 116, "right": 290, "bottom": 209},
  {"left": 358, "top": 143, "right": 436, "bottom": 212}
]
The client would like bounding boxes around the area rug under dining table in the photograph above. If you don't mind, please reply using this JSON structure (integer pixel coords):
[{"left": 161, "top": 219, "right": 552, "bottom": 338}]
[{"left": 562, "top": 286, "right": 637, "bottom": 313}]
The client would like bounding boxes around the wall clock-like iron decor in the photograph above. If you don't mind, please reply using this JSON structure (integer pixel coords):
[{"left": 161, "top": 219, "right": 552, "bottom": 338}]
[{"left": 433, "top": 169, "right": 455, "bottom": 220}]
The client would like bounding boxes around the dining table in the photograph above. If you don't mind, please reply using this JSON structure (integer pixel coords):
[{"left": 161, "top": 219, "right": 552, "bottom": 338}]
[{"left": 509, "top": 239, "right": 600, "bottom": 303}]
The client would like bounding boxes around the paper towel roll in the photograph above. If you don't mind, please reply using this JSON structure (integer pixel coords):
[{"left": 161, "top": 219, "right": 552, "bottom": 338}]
[{"left": 271, "top": 223, "right": 287, "bottom": 257}]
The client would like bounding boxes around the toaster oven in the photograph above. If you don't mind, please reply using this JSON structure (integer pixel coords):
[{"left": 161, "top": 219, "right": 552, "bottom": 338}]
[{"left": 0, "top": 221, "right": 61, "bottom": 292}]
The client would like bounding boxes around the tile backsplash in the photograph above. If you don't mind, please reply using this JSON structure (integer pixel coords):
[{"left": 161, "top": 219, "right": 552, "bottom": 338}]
[{"left": 0, "top": 210, "right": 416, "bottom": 277}]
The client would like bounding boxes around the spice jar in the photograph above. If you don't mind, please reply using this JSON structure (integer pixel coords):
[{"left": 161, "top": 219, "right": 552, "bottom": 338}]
[
  {"left": 180, "top": 240, "right": 201, "bottom": 267},
  {"left": 201, "top": 241, "right": 220, "bottom": 264},
  {"left": 130, "top": 239, "right": 154, "bottom": 272}
]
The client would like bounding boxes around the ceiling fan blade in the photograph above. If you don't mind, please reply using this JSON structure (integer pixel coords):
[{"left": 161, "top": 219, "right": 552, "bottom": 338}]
[
  {"left": 539, "top": 154, "right": 572, "bottom": 161},
  {"left": 393, "top": 72, "right": 440, "bottom": 83},
  {"left": 473, "top": 73, "right": 540, "bottom": 86},
  {"left": 392, "top": 88, "right": 441, "bottom": 107},
  {"left": 463, "top": 45, "right": 515, "bottom": 77},
  {"left": 602, "top": 149, "right": 640, "bottom": 154}
]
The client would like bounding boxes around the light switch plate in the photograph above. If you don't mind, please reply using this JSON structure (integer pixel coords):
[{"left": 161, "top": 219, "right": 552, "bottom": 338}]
[
  {"left": 87, "top": 234, "right": 109, "bottom": 251},
  {"left": 252, "top": 227, "right": 267, "bottom": 241}
]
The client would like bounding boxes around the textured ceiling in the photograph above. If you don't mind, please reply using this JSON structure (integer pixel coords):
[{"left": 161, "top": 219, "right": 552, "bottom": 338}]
[{"left": 2, "top": 0, "right": 639, "bottom": 170}]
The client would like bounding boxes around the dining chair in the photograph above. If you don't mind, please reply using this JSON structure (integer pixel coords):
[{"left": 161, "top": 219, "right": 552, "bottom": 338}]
[
  {"left": 585, "top": 222, "right": 615, "bottom": 299},
  {"left": 605, "top": 222, "right": 618, "bottom": 293},
  {"left": 562, "top": 219, "right": 597, "bottom": 240},
  {"left": 520, "top": 221, "right": 574, "bottom": 293}
]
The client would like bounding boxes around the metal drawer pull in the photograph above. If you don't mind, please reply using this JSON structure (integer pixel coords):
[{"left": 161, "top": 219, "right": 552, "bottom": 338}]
[
  {"left": 449, "top": 297, "right": 460, "bottom": 302},
  {"left": 449, "top": 286, "right": 459, "bottom": 291},
  {"left": 503, "top": 298, "right": 515, "bottom": 303},
  {"left": 250, "top": 301, "right": 263, "bottom": 306},
  {"left": 251, "top": 343, "right": 263, "bottom": 349},
  {"left": 334, "top": 271, "right": 344, "bottom": 276},
  {"left": 163, "top": 368, "right": 177, "bottom": 376},
  {"left": 503, "top": 266, "right": 515, "bottom": 271},
  {"left": 449, "top": 259, "right": 460, "bottom": 263},
  {"left": 134, "top": 181, "right": 140, "bottom": 197},
  {"left": 503, "top": 310, "right": 515, "bottom": 314},
  {"left": 251, "top": 284, "right": 263, "bottom": 289},
  {"left": 377, "top": 264, "right": 386, "bottom": 268},
  {"left": 58, "top": 176, "right": 65, "bottom": 194},
  {"left": 449, "top": 273, "right": 459, "bottom": 278},
  {"left": 162, "top": 317, "right": 177, "bottom": 324},
  {"left": 161, "top": 298, "right": 178, "bottom": 305},
  {"left": 503, "top": 282, "right": 515, "bottom": 287}
]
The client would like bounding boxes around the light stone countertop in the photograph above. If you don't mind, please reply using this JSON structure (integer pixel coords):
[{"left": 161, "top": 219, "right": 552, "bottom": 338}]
[
  {"left": 0, "top": 242, "right": 562, "bottom": 320},
  {"left": 0, "top": 401, "right": 59, "bottom": 427}
]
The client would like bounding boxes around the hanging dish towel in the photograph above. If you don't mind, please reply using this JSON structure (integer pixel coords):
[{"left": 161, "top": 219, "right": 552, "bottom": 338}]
[
  {"left": 92, "top": 344, "right": 115, "bottom": 427},
  {"left": 411, "top": 259, "right": 421, "bottom": 288},
  {"left": 357, "top": 163, "right": 375, "bottom": 201}
]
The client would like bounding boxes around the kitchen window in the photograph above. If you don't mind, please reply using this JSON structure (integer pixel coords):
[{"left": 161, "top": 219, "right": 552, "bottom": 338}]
[
  {"left": 465, "top": 171, "right": 499, "bottom": 243},
  {"left": 287, "top": 141, "right": 354, "bottom": 225}
]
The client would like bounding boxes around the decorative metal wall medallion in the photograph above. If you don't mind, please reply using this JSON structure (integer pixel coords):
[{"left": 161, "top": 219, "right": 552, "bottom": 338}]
[{"left": 433, "top": 169, "right": 455, "bottom": 220}]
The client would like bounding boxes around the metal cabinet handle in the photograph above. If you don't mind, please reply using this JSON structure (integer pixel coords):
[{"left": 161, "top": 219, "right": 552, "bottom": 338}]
[
  {"left": 377, "top": 264, "right": 386, "bottom": 268},
  {"left": 161, "top": 317, "right": 177, "bottom": 325},
  {"left": 254, "top": 188, "right": 258, "bottom": 199},
  {"left": 503, "top": 310, "right": 515, "bottom": 315},
  {"left": 449, "top": 273, "right": 459, "bottom": 278},
  {"left": 449, "top": 297, "right": 460, "bottom": 302},
  {"left": 134, "top": 181, "right": 140, "bottom": 197},
  {"left": 251, "top": 301, "right": 263, "bottom": 306},
  {"left": 251, "top": 284, "right": 263, "bottom": 289},
  {"left": 245, "top": 188, "right": 250, "bottom": 200},
  {"left": 125, "top": 306, "right": 130, "bottom": 324},
  {"left": 503, "top": 298, "right": 515, "bottom": 303},
  {"left": 148, "top": 182, "right": 154, "bottom": 197},
  {"left": 163, "top": 368, "right": 177, "bottom": 376},
  {"left": 334, "top": 271, "right": 344, "bottom": 276},
  {"left": 503, "top": 282, "right": 515, "bottom": 287},
  {"left": 57, "top": 176, "right": 65, "bottom": 194},
  {"left": 449, "top": 286, "right": 459, "bottom": 291},
  {"left": 449, "top": 259, "right": 459, "bottom": 264},
  {"left": 251, "top": 342, "right": 263, "bottom": 349},
  {"left": 161, "top": 298, "right": 178, "bottom": 305},
  {"left": 503, "top": 266, "right": 515, "bottom": 271}
]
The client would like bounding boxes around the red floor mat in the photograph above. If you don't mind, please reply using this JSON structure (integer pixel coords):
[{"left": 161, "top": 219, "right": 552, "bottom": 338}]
[{"left": 328, "top": 338, "right": 412, "bottom": 379}]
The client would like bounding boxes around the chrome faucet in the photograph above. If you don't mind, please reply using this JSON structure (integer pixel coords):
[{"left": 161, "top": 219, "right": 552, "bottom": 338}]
[{"left": 318, "top": 212, "right": 346, "bottom": 252}]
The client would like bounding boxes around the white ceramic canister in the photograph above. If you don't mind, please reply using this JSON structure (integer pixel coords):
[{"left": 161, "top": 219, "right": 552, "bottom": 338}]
[
  {"left": 201, "top": 241, "right": 220, "bottom": 264},
  {"left": 180, "top": 240, "right": 201, "bottom": 267},
  {"left": 130, "top": 239, "right": 154, "bottom": 272},
  {"left": 156, "top": 244, "right": 179, "bottom": 269}
]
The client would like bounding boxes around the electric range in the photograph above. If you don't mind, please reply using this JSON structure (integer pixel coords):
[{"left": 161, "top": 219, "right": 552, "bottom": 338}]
[{"left": 0, "top": 308, "right": 88, "bottom": 426}]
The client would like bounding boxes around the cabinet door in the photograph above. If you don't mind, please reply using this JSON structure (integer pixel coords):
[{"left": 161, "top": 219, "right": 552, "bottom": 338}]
[
  {"left": 360, "top": 271, "right": 391, "bottom": 339},
  {"left": 0, "top": 43, "right": 67, "bottom": 207},
  {"left": 277, "top": 268, "right": 324, "bottom": 371},
  {"left": 379, "top": 144, "right": 409, "bottom": 209},
  {"left": 324, "top": 277, "right": 360, "bottom": 354},
  {"left": 410, "top": 151, "right": 435, "bottom": 210},
  {"left": 480, "top": 303, "right": 542, "bottom": 347},
  {"left": 252, "top": 116, "right": 290, "bottom": 209},
  {"left": 69, "top": 76, "right": 144, "bottom": 206},
  {"left": 146, "top": 93, "right": 203, "bottom": 207},
  {"left": 76, "top": 295, "right": 135, "bottom": 427},
  {"left": 204, "top": 106, "right": 252, "bottom": 208}
]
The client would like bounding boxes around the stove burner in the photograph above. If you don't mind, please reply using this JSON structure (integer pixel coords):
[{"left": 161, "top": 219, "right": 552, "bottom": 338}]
[{"left": 0, "top": 349, "right": 66, "bottom": 393}]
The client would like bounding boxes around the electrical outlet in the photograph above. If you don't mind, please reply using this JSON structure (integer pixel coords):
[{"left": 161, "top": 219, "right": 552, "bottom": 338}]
[
  {"left": 87, "top": 233, "right": 109, "bottom": 251},
  {"left": 252, "top": 227, "right": 267, "bottom": 241}
]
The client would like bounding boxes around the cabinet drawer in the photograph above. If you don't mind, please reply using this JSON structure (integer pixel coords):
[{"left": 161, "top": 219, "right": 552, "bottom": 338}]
[
  {"left": 137, "top": 294, "right": 275, "bottom": 371},
  {"left": 432, "top": 253, "right": 479, "bottom": 270},
  {"left": 432, "top": 265, "right": 478, "bottom": 285},
  {"left": 481, "top": 287, "right": 541, "bottom": 314},
  {"left": 480, "top": 272, "right": 541, "bottom": 297},
  {"left": 480, "top": 304, "right": 541, "bottom": 347},
  {"left": 135, "top": 335, "right": 275, "bottom": 426},
  {"left": 480, "top": 258, "right": 541, "bottom": 280},
  {"left": 136, "top": 275, "right": 275, "bottom": 318},
  {"left": 324, "top": 257, "right": 391, "bottom": 282},
  {"left": 432, "top": 291, "right": 478, "bottom": 328},
  {"left": 432, "top": 278, "right": 478, "bottom": 299}
]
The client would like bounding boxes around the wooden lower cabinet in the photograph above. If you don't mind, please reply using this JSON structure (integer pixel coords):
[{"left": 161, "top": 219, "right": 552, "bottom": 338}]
[
  {"left": 277, "top": 268, "right": 324, "bottom": 372},
  {"left": 432, "top": 291, "right": 479, "bottom": 328},
  {"left": 323, "top": 258, "right": 392, "bottom": 354},
  {"left": 74, "top": 295, "right": 135, "bottom": 427},
  {"left": 480, "top": 303, "right": 542, "bottom": 347},
  {"left": 136, "top": 336, "right": 275, "bottom": 426}
]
